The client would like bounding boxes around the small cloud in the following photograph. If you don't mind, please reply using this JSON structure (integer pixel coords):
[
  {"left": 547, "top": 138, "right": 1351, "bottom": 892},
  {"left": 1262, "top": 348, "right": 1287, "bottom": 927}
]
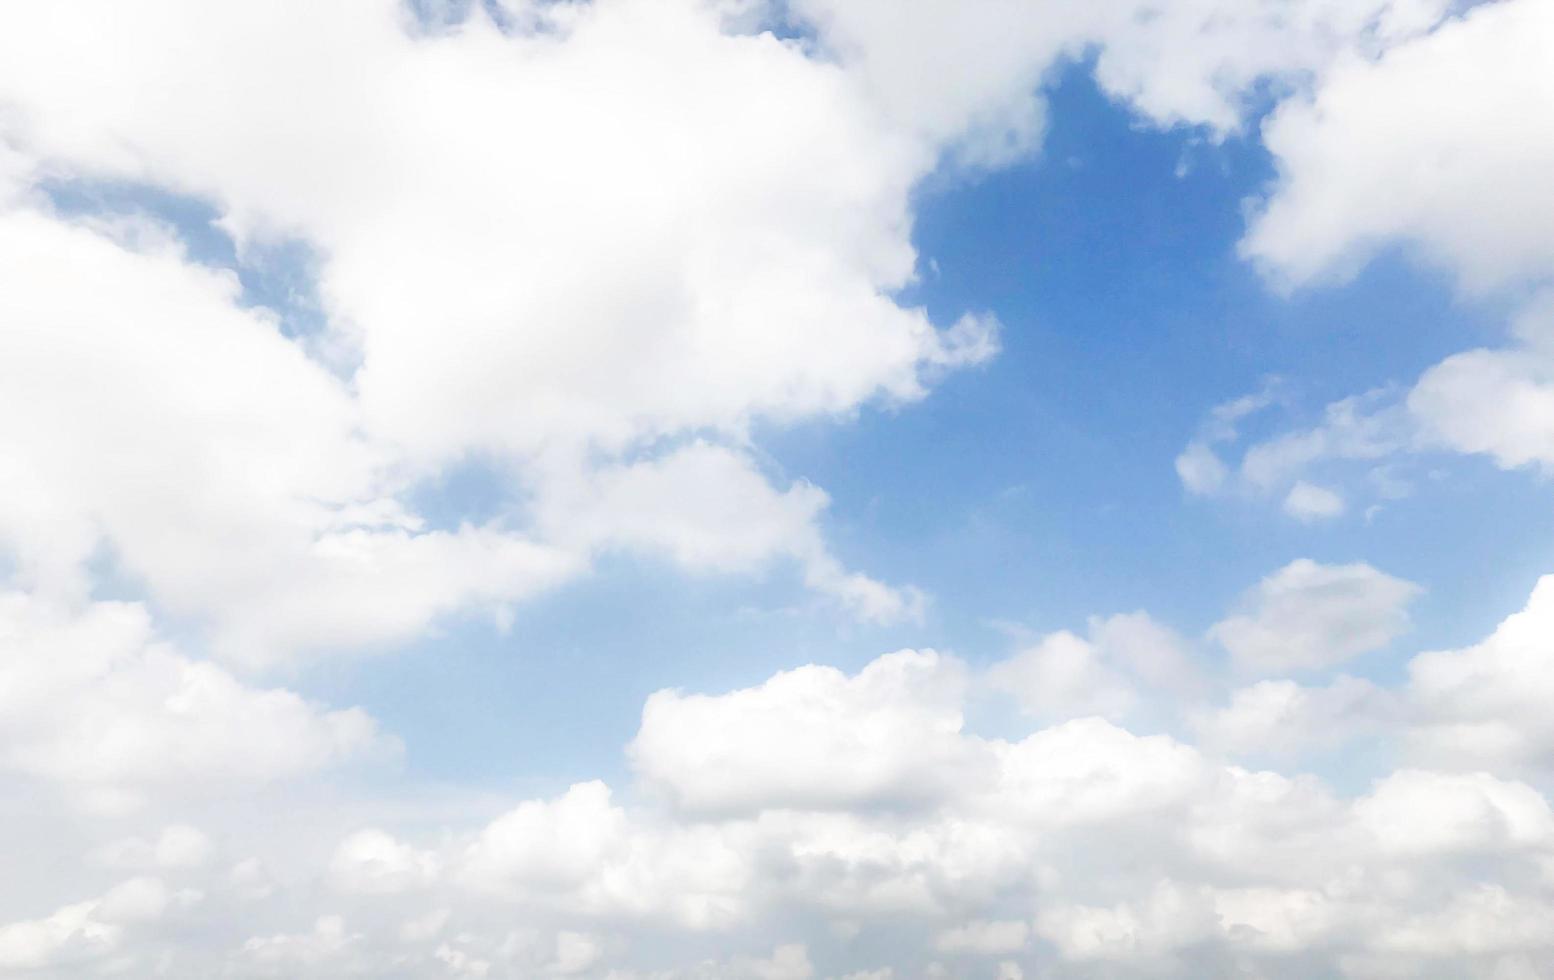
[{"left": 1283, "top": 481, "right": 1346, "bottom": 522}]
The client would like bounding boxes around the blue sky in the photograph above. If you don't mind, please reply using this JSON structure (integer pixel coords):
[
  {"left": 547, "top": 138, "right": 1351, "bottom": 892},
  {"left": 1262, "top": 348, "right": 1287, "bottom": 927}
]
[{"left": 3, "top": 1, "right": 1554, "bottom": 977}]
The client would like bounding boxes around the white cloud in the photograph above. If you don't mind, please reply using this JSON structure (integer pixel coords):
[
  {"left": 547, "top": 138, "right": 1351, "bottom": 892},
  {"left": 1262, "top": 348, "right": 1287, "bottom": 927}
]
[
  {"left": 0, "top": 203, "right": 582, "bottom": 666},
  {"left": 0, "top": 591, "right": 387, "bottom": 810},
  {"left": 533, "top": 441, "right": 921, "bottom": 623},
  {"left": 1175, "top": 441, "right": 1229, "bottom": 495},
  {"left": 1175, "top": 385, "right": 1412, "bottom": 517},
  {"left": 0, "top": 0, "right": 995, "bottom": 465},
  {"left": 1406, "top": 574, "right": 1554, "bottom": 771},
  {"left": 1409, "top": 296, "right": 1554, "bottom": 471},
  {"left": 1209, "top": 559, "right": 1422, "bottom": 674},
  {"left": 0, "top": 877, "right": 170, "bottom": 973},
  {"left": 629, "top": 650, "right": 984, "bottom": 813},
  {"left": 1193, "top": 675, "right": 1397, "bottom": 758},
  {"left": 1284, "top": 480, "right": 1347, "bottom": 521},
  {"left": 987, "top": 630, "right": 1140, "bottom": 722},
  {"left": 788, "top": 0, "right": 1450, "bottom": 162},
  {"left": 327, "top": 829, "right": 442, "bottom": 896},
  {"left": 986, "top": 612, "right": 1201, "bottom": 724},
  {"left": 239, "top": 915, "right": 363, "bottom": 975},
  {"left": 1182, "top": 307, "right": 1554, "bottom": 511},
  {"left": 89, "top": 825, "right": 214, "bottom": 872},
  {"left": 1244, "top": 0, "right": 1554, "bottom": 293},
  {"left": 0, "top": 0, "right": 1037, "bottom": 655},
  {"left": 462, "top": 781, "right": 629, "bottom": 894},
  {"left": 934, "top": 919, "right": 1029, "bottom": 955},
  {"left": 1355, "top": 770, "right": 1554, "bottom": 857}
]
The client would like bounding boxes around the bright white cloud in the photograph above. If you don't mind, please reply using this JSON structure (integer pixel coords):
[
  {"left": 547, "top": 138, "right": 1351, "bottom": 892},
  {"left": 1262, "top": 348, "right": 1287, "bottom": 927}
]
[
  {"left": 1209, "top": 559, "right": 1422, "bottom": 674},
  {"left": 1406, "top": 574, "right": 1554, "bottom": 772},
  {"left": 0, "top": 203, "right": 584, "bottom": 665},
  {"left": 0, "top": 591, "right": 387, "bottom": 811},
  {"left": 1193, "top": 674, "right": 1397, "bottom": 759},
  {"left": 1409, "top": 296, "right": 1554, "bottom": 471},
  {"left": 0, "top": 0, "right": 1005, "bottom": 659},
  {"left": 1245, "top": 0, "right": 1554, "bottom": 293},
  {"left": 328, "top": 829, "right": 442, "bottom": 897},
  {"left": 630, "top": 650, "right": 983, "bottom": 813},
  {"left": 987, "top": 612, "right": 1200, "bottom": 724},
  {"left": 533, "top": 441, "right": 922, "bottom": 623},
  {"left": 0, "top": 877, "right": 172, "bottom": 973}
]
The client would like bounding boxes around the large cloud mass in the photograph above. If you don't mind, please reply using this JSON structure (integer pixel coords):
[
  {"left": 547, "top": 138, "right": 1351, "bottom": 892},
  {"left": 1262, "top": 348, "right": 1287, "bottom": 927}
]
[{"left": 3, "top": 572, "right": 1552, "bottom": 977}]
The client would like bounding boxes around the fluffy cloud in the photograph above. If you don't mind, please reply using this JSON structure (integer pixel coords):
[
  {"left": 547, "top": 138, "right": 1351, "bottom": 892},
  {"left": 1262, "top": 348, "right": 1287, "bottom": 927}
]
[
  {"left": 1245, "top": 0, "right": 1554, "bottom": 293},
  {"left": 629, "top": 650, "right": 982, "bottom": 813},
  {"left": 1193, "top": 675, "right": 1398, "bottom": 759},
  {"left": 1409, "top": 295, "right": 1554, "bottom": 471},
  {"left": 987, "top": 612, "right": 1200, "bottom": 724},
  {"left": 0, "top": 591, "right": 386, "bottom": 810},
  {"left": 1199, "top": 572, "right": 1554, "bottom": 771},
  {"left": 0, "top": 877, "right": 172, "bottom": 973},
  {"left": 3, "top": 572, "right": 1554, "bottom": 977},
  {"left": 1406, "top": 574, "right": 1554, "bottom": 771},
  {"left": 1209, "top": 559, "right": 1422, "bottom": 674},
  {"left": 0, "top": 202, "right": 583, "bottom": 665},
  {"left": 788, "top": 0, "right": 1451, "bottom": 161},
  {"left": 328, "top": 829, "right": 442, "bottom": 897},
  {"left": 0, "top": 0, "right": 1003, "bottom": 662},
  {"left": 533, "top": 441, "right": 922, "bottom": 623}
]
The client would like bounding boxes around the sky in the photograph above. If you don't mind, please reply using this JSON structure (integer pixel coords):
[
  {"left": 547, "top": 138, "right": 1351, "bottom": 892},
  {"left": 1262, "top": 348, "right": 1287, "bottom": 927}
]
[{"left": 1, "top": 0, "right": 1554, "bottom": 977}]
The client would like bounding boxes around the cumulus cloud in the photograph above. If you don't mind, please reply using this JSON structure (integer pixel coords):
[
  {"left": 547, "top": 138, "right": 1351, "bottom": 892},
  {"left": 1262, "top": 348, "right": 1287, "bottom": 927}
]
[
  {"left": 1409, "top": 295, "right": 1554, "bottom": 471},
  {"left": 1244, "top": 0, "right": 1554, "bottom": 293},
  {"left": 987, "top": 612, "right": 1201, "bottom": 724},
  {"left": 1, "top": 571, "right": 1552, "bottom": 976},
  {"left": 1192, "top": 675, "right": 1398, "bottom": 759},
  {"left": 0, "top": 203, "right": 582, "bottom": 665},
  {"left": 0, "top": 591, "right": 387, "bottom": 811},
  {"left": 1406, "top": 574, "right": 1554, "bottom": 772},
  {"left": 1209, "top": 559, "right": 1422, "bottom": 674},
  {"left": 0, "top": 0, "right": 1009, "bottom": 661},
  {"left": 533, "top": 441, "right": 923, "bottom": 623},
  {"left": 127, "top": 576, "right": 1551, "bottom": 977},
  {"left": 629, "top": 650, "right": 983, "bottom": 813},
  {"left": 0, "top": 877, "right": 171, "bottom": 973}
]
